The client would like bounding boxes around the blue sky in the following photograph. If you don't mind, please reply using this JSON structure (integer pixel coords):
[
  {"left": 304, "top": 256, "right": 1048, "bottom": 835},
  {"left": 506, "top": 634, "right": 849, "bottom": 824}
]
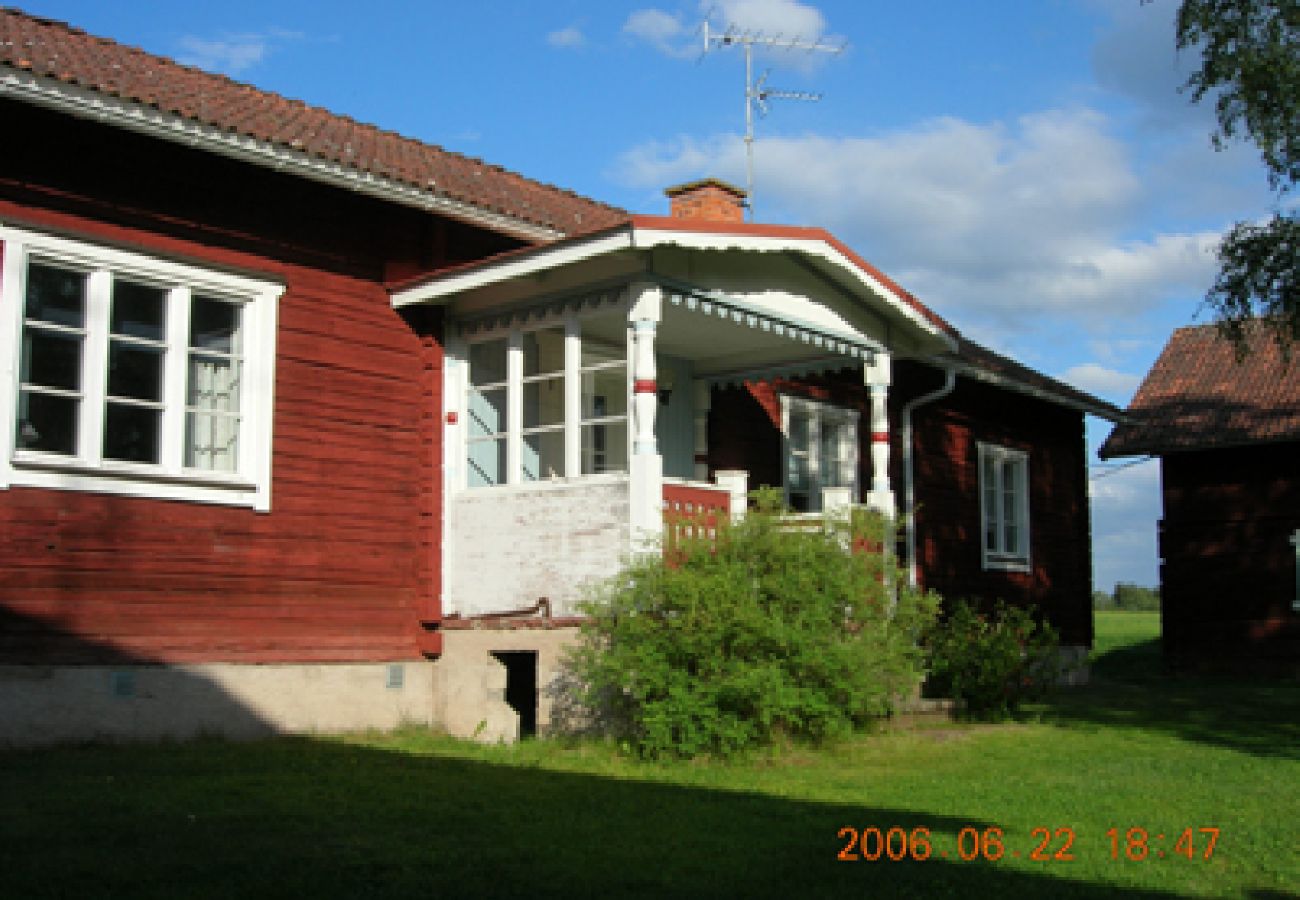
[{"left": 18, "top": 0, "right": 1279, "bottom": 591}]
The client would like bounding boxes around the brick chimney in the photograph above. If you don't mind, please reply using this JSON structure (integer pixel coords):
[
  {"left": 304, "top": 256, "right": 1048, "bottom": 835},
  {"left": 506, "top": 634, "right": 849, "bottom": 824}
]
[{"left": 664, "top": 178, "right": 748, "bottom": 224}]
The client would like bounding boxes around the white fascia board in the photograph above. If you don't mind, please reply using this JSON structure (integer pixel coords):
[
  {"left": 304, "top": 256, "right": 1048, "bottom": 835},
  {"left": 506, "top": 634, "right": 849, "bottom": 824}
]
[
  {"left": 630, "top": 228, "right": 955, "bottom": 349},
  {"left": 391, "top": 230, "right": 635, "bottom": 307},
  {"left": 1, "top": 70, "right": 561, "bottom": 244}
]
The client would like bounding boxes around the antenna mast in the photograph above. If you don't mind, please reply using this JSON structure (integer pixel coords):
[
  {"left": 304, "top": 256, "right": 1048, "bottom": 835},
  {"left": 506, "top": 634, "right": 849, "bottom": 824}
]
[{"left": 703, "top": 21, "right": 843, "bottom": 220}]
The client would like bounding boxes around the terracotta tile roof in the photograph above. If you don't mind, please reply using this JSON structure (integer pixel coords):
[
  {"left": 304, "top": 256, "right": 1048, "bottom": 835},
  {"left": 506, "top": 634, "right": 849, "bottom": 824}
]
[
  {"left": 0, "top": 7, "right": 628, "bottom": 238},
  {"left": 1100, "top": 323, "right": 1300, "bottom": 458},
  {"left": 945, "top": 336, "right": 1123, "bottom": 420}
]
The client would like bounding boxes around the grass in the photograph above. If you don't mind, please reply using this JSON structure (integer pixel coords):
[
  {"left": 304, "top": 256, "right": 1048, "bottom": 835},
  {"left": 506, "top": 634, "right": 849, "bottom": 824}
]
[{"left": 1, "top": 612, "right": 1296, "bottom": 899}]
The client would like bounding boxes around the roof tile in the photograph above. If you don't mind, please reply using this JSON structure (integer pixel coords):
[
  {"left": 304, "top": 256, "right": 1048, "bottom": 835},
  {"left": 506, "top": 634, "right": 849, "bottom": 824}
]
[
  {"left": 0, "top": 7, "right": 628, "bottom": 238},
  {"left": 1100, "top": 323, "right": 1300, "bottom": 457}
]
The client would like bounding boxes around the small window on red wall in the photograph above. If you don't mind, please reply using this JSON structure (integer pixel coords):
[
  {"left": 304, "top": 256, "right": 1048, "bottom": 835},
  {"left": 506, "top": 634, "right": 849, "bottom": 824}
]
[{"left": 978, "top": 442, "right": 1030, "bottom": 572}]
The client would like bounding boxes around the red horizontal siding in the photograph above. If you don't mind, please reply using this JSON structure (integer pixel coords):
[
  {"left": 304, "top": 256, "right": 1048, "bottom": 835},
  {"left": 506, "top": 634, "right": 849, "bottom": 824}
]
[{"left": 0, "top": 172, "right": 446, "bottom": 664}]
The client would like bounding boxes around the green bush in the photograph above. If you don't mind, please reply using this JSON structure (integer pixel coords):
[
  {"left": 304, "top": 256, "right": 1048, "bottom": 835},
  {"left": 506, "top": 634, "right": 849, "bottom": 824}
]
[
  {"left": 565, "top": 490, "right": 941, "bottom": 760},
  {"left": 924, "top": 600, "right": 1060, "bottom": 718},
  {"left": 1113, "top": 583, "right": 1161, "bottom": 611}
]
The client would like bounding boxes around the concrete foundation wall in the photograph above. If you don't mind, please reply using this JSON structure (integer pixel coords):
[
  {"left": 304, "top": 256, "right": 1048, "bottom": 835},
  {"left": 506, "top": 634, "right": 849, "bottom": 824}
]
[
  {"left": 448, "top": 478, "right": 629, "bottom": 617},
  {"left": 0, "top": 661, "right": 436, "bottom": 747},
  {"left": 431, "top": 627, "right": 582, "bottom": 743}
]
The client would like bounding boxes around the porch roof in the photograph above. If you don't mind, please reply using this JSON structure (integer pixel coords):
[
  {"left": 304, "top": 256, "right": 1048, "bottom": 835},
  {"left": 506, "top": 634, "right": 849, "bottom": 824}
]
[{"left": 389, "top": 216, "right": 959, "bottom": 361}]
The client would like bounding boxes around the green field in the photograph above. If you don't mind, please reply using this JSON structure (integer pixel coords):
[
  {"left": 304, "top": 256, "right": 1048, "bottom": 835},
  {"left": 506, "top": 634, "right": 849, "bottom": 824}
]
[{"left": 2, "top": 611, "right": 1296, "bottom": 899}]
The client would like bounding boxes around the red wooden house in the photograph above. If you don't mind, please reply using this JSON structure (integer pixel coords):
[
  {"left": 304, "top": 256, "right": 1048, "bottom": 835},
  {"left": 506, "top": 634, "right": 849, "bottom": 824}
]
[
  {"left": 0, "top": 9, "right": 1117, "bottom": 744},
  {"left": 1101, "top": 324, "right": 1300, "bottom": 672}
]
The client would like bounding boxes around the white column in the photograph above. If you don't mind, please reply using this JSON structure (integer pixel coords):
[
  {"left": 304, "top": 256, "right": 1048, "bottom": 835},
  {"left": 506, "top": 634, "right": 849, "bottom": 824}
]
[
  {"left": 506, "top": 328, "right": 523, "bottom": 485},
  {"left": 563, "top": 315, "right": 581, "bottom": 479},
  {"left": 865, "top": 353, "right": 894, "bottom": 517},
  {"left": 714, "top": 470, "right": 748, "bottom": 522},
  {"left": 693, "top": 379, "right": 711, "bottom": 481},
  {"left": 628, "top": 284, "right": 663, "bottom": 548}
]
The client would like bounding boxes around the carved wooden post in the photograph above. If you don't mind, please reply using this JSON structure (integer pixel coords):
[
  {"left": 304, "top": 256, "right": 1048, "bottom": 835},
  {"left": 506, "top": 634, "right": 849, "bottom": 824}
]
[
  {"left": 628, "top": 283, "right": 663, "bottom": 549},
  {"left": 865, "top": 353, "right": 895, "bottom": 518}
]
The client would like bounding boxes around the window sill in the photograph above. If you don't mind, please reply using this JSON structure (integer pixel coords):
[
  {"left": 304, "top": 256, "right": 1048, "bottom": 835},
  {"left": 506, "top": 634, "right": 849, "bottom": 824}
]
[
  {"left": 5, "top": 452, "right": 266, "bottom": 510},
  {"left": 982, "top": 556, "right": 1032, "bottom": 574}
]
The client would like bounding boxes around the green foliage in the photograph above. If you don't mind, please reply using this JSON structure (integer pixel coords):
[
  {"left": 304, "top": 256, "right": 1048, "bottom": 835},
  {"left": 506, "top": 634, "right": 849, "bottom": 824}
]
[
  {"left": 924, "top": 600, "right": 1061, "bottom": 718},
  {"left": 1113, "top": 582, "right": 1161, "bottom": 611},
  {"left": 1173, "top": 0, "right": 1300, "bottom": 352},
  {"left": 1092, "top": 590, "right": 1115, "bottom": 610},
  {"left": 565, "top": 491, "right": 941, "bottom": 759}
]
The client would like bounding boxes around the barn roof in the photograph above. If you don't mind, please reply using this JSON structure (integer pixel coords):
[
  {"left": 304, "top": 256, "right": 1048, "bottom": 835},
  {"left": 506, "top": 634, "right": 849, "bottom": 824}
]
[{"left": 1100, "top": 323, "right": 1300, "bottom": 458}]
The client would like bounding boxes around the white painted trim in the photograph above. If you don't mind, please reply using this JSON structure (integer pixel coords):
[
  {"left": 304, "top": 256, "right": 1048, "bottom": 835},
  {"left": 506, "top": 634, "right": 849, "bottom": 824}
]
[
  {"left": 631, "top": 228, "right": 951, "bottom": 345},
  {"left": 0, "top": 224, "right": 281, "bottom": 511},
  {"left": 391, "top": 231, "right": 635, "bottom": 306},
  {"left": 0, "top": 71, "right": 561, "bottom": 244},
  {"left": 976, "top": 442, "right": 1031, "bottom": 573}
]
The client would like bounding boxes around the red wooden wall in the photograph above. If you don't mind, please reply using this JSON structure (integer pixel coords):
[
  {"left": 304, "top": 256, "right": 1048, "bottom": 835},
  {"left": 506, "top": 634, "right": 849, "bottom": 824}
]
[
  {"left": 0, "top": 98, "right": 521, "bottom": 664},
  {"left": 707, "top": 360, "right": 1094, "bottom": 647},
  {"left": 1158, "top": 442, "right": 1300, "bottom": 667}
]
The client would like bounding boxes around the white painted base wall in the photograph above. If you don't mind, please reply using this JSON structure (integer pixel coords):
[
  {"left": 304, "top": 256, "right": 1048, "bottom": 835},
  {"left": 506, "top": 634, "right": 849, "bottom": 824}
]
[
  {"left": 0, "top": 661, "right": 436, "bottom": 747},
  {"left": 448, "top": 477, "right": 630, "bottom": 616}
]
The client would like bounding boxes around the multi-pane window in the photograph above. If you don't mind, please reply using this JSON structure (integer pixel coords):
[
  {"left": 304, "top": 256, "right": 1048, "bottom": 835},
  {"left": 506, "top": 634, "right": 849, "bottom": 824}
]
[
  {"left": 521, "top": 327, "right": 565, "bottom": 481},
  {"left": 466, "top": 338, "right": 507, "bottom": 487},
  {"left": 978, "top": 443, "right": 1030, "bottom": 570},
  {"left": 580, "top": 338, "right": 627, "bottom": 475},
  {"left": 2, "top": 227, "right": 281, "bottom": 510},
  {"left": 782, "top": 396, "right": 858, "bottom": 512},
  {"left": 462, "top": 323, "right": 628, "bottom": 489}
]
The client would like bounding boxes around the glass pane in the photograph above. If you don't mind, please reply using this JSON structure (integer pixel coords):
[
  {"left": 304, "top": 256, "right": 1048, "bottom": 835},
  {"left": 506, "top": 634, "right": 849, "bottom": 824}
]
[
  {"left": 788, "top": 409, "right": 809, "bottom": 452},
  {"left": 467, "top": 386, "right": 506, "bottom": 439},
  {"left": 111, "top": 281, "right": 166, "bottom": 341},
  {"left": 522, "top": 327, "right": 564, "bottom": 377},
  {"left": 108, "top": 344, "right": 164, "bottom": 402},
  {"left": 187, "top": 355, "right": 241, "bottom": 412},
  {"left": 1004, "top": 522, "right": 1019, "bottom": 557},
  {"left": 582, "top": 367, "right": 626, "bottom": 419},
  {"left": 104, "top": 403, "right": 161, "bottom": 463},
  {"left": 21, "top": 330, "right": 82, "bottom": 391},
  {"left": 819, "top": 421, "right": 841, "bottom": 488},
  {"left": 185, "top": 412, "right": 239, "bottom": 472},
  {"left": 523, "top": 377, "right": 564, "bottom": 429},
  {"left": 582, "top": 420, "right": 627, "bottom": 474},
  {"left": 16, "top": 391, "right": 77, "bottom": 453},
  {"left": 25, "top": 263, "right": 86, "bottom": 327},
  {"left": 467, "top": 438, "right": 506, "bottom": 487},
  {"left": 522, "top": 429, "right": 564, "bottom": 481},
  {"left": 788, "top": 451, "right": 809, "bottom": 491},
  {"left": 190, "top": 296, "right": 241, "bottom": 354},
  {"left": 468, "top": 339, "right": 507, "bottom": 386},
  {"left": 581, "top": 338, "right": 623, "bottom": 368}
]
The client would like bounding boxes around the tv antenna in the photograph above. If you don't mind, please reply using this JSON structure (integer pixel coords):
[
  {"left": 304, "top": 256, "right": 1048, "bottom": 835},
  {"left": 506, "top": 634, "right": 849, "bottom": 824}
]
[{"left": 703, "top": 22, "right": 844, "bottom": 219}]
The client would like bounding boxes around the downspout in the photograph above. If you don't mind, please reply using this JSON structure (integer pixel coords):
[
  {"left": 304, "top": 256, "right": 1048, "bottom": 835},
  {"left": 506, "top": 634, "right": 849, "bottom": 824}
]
[{"left": 901, "top": 366, "right": 957, "bottom": 588}]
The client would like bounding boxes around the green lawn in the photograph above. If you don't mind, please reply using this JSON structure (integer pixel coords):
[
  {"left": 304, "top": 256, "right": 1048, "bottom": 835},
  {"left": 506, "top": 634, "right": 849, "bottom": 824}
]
[{"left": 2, "top": 611, "right": 1296, "bottom": 899}]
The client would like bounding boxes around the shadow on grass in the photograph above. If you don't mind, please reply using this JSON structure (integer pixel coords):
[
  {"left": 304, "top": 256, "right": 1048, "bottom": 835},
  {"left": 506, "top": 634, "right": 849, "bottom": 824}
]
[
  {"left": 0, "top": 735, "right": 1185, "bottom": 900},
  {"left": 1040, "top": 632, "right": 1300, "bottom": 762}
]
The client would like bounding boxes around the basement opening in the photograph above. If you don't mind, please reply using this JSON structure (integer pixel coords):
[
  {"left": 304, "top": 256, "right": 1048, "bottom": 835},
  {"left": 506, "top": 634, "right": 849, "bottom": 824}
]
[{"left": 491, "top": 650, "right": 538, "bottom": 738}]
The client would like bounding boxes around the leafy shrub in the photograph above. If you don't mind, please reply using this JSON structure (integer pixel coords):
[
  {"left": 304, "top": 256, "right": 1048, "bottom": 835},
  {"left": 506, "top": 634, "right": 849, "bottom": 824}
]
[
  {"left": 1113, "top": 583, "right": 1161, "bottom": 611},
  {"left": 924, "top": 600, "right": 1060, "bottom": 718},
  {"left": 565, "top": 490, "right": 941, "bottom": 759}
]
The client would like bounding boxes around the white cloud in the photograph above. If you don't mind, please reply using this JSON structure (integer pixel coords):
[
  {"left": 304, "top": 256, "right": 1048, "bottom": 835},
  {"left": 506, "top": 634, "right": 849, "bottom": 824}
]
[
  {"left": 1088, "top": 457, "right": 1161, "bottom": 591},
  {"left": 623, "top": 9, "right": 694, "bottom": 57},
  {"left": 610, "top": 109, "right": 1224, "bottom": 331},
  {"left": 1059, "top": 363, "right": 1141, "bottom": 403},
  {"left": 177, "top": 34, "right": 268, "bottom": 75},
  {"left": 547, "top": 26, "right": 586, "bottom": 49},
  {"left": 708, "top": 0, "right": 827, "bottom": 41}
]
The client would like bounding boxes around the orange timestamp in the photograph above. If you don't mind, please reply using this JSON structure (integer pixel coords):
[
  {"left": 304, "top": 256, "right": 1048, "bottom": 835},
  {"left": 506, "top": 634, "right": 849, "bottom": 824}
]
[{"left": 836, "top": 826, "right": 1221, "bottom": 863}]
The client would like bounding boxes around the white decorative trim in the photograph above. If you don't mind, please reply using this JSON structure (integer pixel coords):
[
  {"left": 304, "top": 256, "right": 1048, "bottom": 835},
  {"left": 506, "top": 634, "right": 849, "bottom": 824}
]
[
  {"left": 0, "top": 224, "right": 281, "bottom": 511},
  {"left": 1, "top": 70, "right": 560, "bottom": 244}
]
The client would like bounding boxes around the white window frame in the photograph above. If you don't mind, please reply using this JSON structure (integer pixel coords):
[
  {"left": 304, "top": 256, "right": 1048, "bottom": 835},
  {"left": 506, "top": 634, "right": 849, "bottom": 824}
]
[
  {"left": 0, "top": 225, "right": 282, "bottom": 511},
  {"left": 455, "top": 318, "right": 630, "bottom": 491},
  {"left": 977, "top": 442, "right": 1031, "bottom": 572},
  {"left": 779, "top": 394, "right": 859, "bottom": 513}
]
